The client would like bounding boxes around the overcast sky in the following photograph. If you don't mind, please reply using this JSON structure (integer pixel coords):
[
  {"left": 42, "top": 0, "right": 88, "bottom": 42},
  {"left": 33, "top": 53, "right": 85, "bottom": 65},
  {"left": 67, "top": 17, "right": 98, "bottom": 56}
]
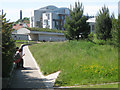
[{"left": 1, "top": 0, "right": 119, "bottom": 22}]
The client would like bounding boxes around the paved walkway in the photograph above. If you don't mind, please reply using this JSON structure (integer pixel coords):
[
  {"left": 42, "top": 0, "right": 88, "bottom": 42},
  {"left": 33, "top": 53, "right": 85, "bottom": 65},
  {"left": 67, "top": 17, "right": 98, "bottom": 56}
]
[{"left": 9, "top": 45, "right": 60, "bottom": 89}]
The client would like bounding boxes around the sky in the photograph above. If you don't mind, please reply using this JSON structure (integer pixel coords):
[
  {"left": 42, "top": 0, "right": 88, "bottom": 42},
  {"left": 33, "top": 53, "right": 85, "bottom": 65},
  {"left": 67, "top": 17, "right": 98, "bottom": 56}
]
[{"left": 0, "top": 0, "right": 119, "bottom": 22}]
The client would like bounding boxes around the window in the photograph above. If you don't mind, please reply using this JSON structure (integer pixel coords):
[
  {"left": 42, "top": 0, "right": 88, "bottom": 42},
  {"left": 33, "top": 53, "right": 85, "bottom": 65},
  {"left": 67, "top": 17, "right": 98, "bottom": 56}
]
[
  {"left": 62, "top": 16, "right": 64, "bottom": 20},
  {"left": 61, "top": 22, "right": 62, "bottom": 26},
  {"left": 48, "top": 21, "right": 50, "bottom": 25},
  {"left": 92, "top": 25, "right": 94, "bottom": 30},
  {"left": 44, "top": 20, "right": 47, "bottom": 25},
  {"left": 56, "top": 21, "right": 58, "bottom": 25},
  {"left": 48, "top": 14, "right": 50, "bottom": 19}
]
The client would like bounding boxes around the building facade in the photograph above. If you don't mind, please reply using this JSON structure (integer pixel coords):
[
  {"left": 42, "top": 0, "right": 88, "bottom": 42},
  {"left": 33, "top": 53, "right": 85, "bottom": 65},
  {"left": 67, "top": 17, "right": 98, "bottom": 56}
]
[
  {"left": 30, "top": 5, "right": 69, "bottom": 30},
  {"left": 118, "top": 1, "right": 120, "bottom": 15}
]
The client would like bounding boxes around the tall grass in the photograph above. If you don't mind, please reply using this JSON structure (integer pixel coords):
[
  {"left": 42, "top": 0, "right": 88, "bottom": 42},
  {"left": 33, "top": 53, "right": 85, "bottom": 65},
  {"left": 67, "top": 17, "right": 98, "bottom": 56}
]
[{"left": 29, "top": 40, "right": 118, "bottom": 86}]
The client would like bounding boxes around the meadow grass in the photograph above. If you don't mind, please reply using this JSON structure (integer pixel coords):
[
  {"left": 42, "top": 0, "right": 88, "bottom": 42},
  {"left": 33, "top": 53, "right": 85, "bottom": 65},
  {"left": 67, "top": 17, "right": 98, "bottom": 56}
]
[
  {"left": 29, "top": 40, "right": 118, "bottom": 86},
  {"left": 15, "top": 42, "right": 22, "bottom": 48}
]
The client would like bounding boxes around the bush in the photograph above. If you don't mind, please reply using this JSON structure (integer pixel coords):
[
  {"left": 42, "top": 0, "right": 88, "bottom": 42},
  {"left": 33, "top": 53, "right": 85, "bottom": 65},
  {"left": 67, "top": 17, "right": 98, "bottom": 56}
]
[
  {"left": 88, "top": 32, "right": 94, "bottom": 41},
  {"left": 89, "top": 33, "right": 106, "bottom": 45},
  {"left": 94, "top": 39, "right": 106, "bottom": 45}
]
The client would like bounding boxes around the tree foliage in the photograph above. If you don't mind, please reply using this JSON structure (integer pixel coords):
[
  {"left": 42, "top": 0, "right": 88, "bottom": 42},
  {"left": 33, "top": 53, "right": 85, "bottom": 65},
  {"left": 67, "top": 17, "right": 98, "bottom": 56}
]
[
  {"left": 95, "top": 6, "right": 112, "bottom": 40},
  {"left": 111, "top": 14, "right": 120, "bottom": 46},
  {"left": 64, "top": 2, "right": 90, "bottom": 40},
  {"left": 2, "top": 13, "right": 16, "bottom": 77},
  {"left": 14, "top": 17, "right": 30, "bottom": 24}
]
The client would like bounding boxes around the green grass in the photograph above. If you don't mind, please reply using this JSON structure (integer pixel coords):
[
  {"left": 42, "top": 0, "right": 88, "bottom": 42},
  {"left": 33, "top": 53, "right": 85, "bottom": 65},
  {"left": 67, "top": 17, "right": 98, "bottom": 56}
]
[
  {"left": 29, "top": 40, "right": 118, "bottom": 87},
  {"left": 15, "top": 42, "right": 22, "bottom": 47},
  {"left": 15, "top": 40, "right": 38, "bottom": 48}
]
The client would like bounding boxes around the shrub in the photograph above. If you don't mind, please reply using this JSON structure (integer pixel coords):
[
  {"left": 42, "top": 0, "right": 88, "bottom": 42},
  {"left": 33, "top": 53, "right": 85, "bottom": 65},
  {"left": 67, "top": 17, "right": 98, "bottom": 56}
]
[{"left": 88, "top": 32, "right": 94, "bottom": 41}]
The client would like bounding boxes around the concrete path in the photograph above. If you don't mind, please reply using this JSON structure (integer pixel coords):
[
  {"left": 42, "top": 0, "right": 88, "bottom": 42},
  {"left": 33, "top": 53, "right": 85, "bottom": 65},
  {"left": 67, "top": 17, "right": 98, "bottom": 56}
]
[{"left": 9, "top": 45, "right": 60, "bottom": 89}]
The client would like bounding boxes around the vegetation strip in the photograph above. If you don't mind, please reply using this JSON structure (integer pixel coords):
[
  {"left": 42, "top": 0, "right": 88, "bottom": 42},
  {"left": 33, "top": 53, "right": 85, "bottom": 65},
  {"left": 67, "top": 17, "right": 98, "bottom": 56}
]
[
  {"left": 54, "top": 82, "right": 119, "bottom": 88},
  {"left": 27, "top": 27, "right": 66, "bottom": 33}
]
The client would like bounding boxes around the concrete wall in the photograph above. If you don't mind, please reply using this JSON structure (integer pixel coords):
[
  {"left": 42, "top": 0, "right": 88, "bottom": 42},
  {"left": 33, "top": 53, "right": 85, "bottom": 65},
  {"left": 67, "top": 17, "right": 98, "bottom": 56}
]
[
  {"left": 38, "top": 34, "right": 66, "bottom": 41},
  {"left": 12, "top": 29, "right": 66, "bottom": 41},
  {"left": 12, "top": 34, "right": 29, "bottom": 40},
  {"left": 29, "top": 34, "right": 39, "bottom": 41}
]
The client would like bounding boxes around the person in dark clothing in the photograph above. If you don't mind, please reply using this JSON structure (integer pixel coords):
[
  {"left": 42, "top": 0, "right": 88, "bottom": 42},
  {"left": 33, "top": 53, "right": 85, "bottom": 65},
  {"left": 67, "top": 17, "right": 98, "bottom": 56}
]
[
  {"left": 15, "top": 47, "right": 20, "bottom": 68},
  {"left": 19, "top": 49, "right": 25, "bottom": 69}
]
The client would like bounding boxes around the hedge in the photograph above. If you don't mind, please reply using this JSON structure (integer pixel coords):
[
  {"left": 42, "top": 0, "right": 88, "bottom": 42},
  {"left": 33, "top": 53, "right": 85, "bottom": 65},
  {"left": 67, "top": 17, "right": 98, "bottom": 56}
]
[{"left": 27, "top": 27, "right": 66, "bottom": 33}]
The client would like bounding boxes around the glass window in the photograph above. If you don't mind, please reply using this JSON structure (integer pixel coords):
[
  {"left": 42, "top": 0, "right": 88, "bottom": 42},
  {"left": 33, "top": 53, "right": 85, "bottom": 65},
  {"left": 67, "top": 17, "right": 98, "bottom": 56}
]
[
  {"left": 48, "top": 14, "right": 50, "bottom": 19},
  {"left": 92, "top": 25, "right": 94, "bottom": 30},
  {"left": 44, "top": 20, "right": 46, "bottom": 25},
  {"left": 56, "top": 21, "right": 58, "bottom": 25},
  {"left": 48, "top": 21, "right": 50, "bottom": 25},
  {"left": 61, "top": 22, "right": 62, "bottom": 26},
  {"left": 62, "top": 16, "right": 64, "bottom": 20}
]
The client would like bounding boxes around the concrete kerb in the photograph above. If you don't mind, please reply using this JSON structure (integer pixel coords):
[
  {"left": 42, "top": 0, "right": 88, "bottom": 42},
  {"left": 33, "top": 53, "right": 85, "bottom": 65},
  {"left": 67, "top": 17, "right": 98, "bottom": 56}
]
[{"left": 26, "top": 46, "right": 44, "bottom": 78}]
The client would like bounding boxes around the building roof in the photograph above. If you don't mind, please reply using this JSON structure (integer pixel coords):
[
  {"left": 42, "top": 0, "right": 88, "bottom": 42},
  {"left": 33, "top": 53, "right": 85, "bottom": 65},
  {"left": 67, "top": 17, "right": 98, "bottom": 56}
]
[
  {"left": 12, "top": 28, "right": 64, "bottom": 35},
  {"left": 36, "top": 5, "right": 69, "bottom": 14},
  {"left": 12, "top": 24, "right": 30, "bottom": 30},
  {"left": 39, "top": 5, "right": 58, "bottom": 10},
  {"left": 30, "top": 31, "right": 64, "bottom": 35},
  {"left": 12, "top": 28, "right": 30, "bottom": 34},
  {"left": 86, "top": 18, "right": 96, "bottom": 23}
]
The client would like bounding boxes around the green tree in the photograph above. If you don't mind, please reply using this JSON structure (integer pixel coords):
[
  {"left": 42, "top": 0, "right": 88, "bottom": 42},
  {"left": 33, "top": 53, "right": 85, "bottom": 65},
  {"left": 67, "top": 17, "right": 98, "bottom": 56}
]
[
  {"left": 64, "top": 2, "right": 90, "bottom": 40},
  {"left": 14, "top": 17, "right": 30, "bottom": 24},
  {"left": 111, "top": 14, "right": 120, "bottom": 46},
  {"left": 95, "top": 6, "right": 112, "bottom": 40},
  {"left": 2, "top": 13, "right": 16, "bottom": 77}
]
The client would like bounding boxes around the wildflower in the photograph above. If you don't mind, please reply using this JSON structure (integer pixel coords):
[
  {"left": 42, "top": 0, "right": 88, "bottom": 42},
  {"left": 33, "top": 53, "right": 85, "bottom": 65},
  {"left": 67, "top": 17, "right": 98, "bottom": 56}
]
[{"left": 95, "top": 69, "right": 98, "bottom": 73}]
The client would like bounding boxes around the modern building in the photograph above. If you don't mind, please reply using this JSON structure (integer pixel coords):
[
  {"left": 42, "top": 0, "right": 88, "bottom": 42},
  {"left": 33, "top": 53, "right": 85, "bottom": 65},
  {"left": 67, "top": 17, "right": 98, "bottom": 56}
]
[
  {"left": 30, "top": 5, "right": 69, "bottom": 30},
  {"left": 118, "top": 1, "right": 120, "bottom": 15}
]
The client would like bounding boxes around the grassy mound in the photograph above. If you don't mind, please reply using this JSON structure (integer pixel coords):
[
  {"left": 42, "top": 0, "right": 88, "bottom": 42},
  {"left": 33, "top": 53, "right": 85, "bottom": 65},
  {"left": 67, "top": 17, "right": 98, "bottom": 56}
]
[{"left": 29, "top": 40, "right": 118, "bottom": 86}]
